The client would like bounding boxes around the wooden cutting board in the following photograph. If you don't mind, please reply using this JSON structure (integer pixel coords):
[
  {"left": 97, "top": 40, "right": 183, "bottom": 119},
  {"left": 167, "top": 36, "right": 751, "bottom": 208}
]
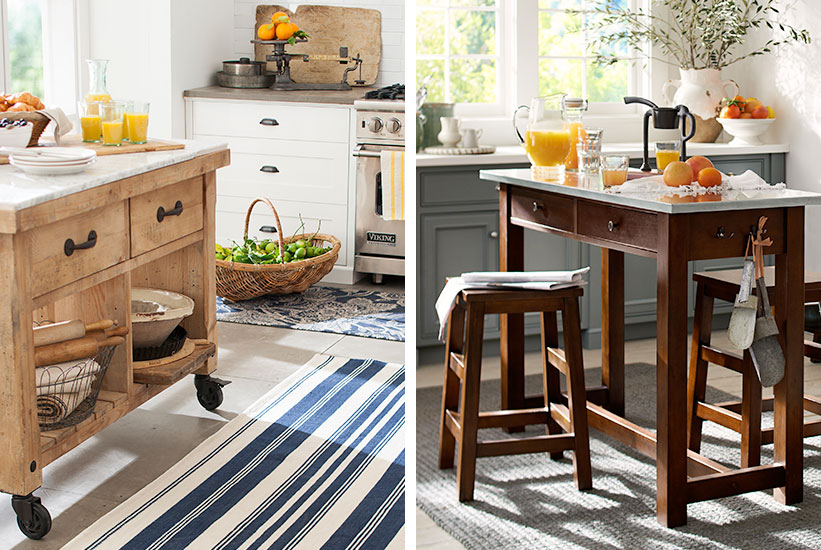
[
  {"left": 254, "top": 5, "right": 381, "bottom": 86},
  {"left": 0, "top": 136, "right": 184, "bottom": 165}
]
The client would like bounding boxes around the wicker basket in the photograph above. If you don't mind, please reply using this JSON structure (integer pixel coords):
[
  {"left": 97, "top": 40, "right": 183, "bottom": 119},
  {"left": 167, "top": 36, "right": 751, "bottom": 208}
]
[
  {"left": 215, "top": 198, "right": 341, "bottom": 301},
  {"left": 7, "top": 112, "right": 50, "bottom": 147}
]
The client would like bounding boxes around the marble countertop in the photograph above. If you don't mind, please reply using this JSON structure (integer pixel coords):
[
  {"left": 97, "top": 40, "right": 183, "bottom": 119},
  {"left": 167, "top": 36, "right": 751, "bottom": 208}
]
[
  {"left": 184, "top": 85, "right": 376, "bottom": 105},
  {"left": 0, "top": 140, "right": 228, "bottom": 212},
  {"left": 480, "top": 168, "right": 821, "bottom": 214},
  {"left": 418, "top": 142, "right": 791, "bottom": 168}
]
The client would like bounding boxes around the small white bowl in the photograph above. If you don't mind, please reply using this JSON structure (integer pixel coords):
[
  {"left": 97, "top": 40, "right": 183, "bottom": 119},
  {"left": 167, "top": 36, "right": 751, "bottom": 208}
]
[
  {"left": 717, "top": 118, "right": 775, "bottom": 146},
  {"left": 131, "top": 288, "right": 195, "bottom": 348},
  {"left": 0, "top": 124, "right": 33, "bottom": 148}
]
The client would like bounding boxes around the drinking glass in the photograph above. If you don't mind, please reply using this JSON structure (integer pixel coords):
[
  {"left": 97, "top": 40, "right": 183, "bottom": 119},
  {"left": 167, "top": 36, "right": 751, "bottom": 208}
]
[
  {"left": 126, "top": 101, "right": 150, "bottom": 144},
  {"left": 655, "top": 141, "right": 681, "bottom": 171},
  {"left": 602, "top": 155, "right": 630, "bottom": 187},
  {"left": 120, "top": 100, "right": 133, "bottom": 141},
  {"left": 100, "top": 102, "right": 124, "bottom": 146},
  {"left": 577, "top": 128, "right": 603, "bottom": 174},
  {"left": 78, "top": 101, "right": 102, "bottom": 143}
]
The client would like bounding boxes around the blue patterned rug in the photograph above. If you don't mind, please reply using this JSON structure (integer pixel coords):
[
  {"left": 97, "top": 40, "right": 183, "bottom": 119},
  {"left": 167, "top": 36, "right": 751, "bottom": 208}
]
[
  {"left": 216, "top": 286, "right": 405, "bottom": 342},
  {"left": 66, "top": 355, "right": 405, "bottom": 549}
]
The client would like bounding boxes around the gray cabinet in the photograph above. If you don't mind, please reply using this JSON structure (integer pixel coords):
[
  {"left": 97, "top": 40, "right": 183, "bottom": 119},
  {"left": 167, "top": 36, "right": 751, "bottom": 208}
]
[{"left": 418, "top": 152, "right": 786, "bottom": 348}]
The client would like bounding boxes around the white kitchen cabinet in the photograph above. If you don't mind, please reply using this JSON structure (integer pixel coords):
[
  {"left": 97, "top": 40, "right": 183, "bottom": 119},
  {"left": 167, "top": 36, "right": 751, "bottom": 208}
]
[{"left": 185, "top": 96, "right": 357, "bottom": 284}]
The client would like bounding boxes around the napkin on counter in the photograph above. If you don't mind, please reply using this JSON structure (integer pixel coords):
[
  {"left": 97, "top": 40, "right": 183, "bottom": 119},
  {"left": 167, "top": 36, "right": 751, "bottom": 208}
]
[
  {"left": 726, "top": 170, "right": 768, "bottom": 189},
  {"left": 39, "top": 108, "right": 73, "bottom": 145},
  {"left": 435, "top": 267, "right": 590, "bottom": 340}
]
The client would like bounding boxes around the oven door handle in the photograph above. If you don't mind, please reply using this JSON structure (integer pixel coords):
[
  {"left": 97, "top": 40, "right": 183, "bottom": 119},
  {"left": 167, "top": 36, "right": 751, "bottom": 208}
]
[{"left": 352, "top": 145, "right": 382, "bottom": 158}]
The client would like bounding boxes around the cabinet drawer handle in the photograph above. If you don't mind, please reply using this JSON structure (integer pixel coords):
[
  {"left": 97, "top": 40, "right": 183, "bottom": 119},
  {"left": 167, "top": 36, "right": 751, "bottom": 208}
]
[
  {"left": 157, "top": 200, "right": 183, "bottom": 222},
  {"left": 715, "top": 226, "right": 735, "bottom": 239},
  {"left": 608, "top": 220, "right": 618, "bottom": 232},
  {"left": 64, "top": 230, "right": 97, "bottom": 256},
  {"left": 489, "top": 231, "right": 499, "bottom": 239},
  {"left": 260, "top": 165, "right": 279, "bottom": 173},
  {"left": 259, "top": 118, "right": 279, "bottom": 126},
  {"left": 532, "top": 201, "right": 543, "bottom": 212},
  {"left": 259, "top": 225, "right": 277, "bottom": 233}
]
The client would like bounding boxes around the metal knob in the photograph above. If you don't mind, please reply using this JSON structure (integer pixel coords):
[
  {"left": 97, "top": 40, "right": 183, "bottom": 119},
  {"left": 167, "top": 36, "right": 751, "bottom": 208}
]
[
  {"left": 608, "top": 220, "right": 618, "bottom": 232},
  {"left": 532, "top": 201, "right": 543, "bottom": 212},
  {"left": 367, "top": 117, "right": 383, "bottom": 133},
  {"left": 386, "top": 117, "right": 402, "bottom": 134},
  {"left": 715, "top": 226, "right": 735, "bottom": 239},
  {"left": 489, "top": 231, "right": 499, "bottom": 239}
]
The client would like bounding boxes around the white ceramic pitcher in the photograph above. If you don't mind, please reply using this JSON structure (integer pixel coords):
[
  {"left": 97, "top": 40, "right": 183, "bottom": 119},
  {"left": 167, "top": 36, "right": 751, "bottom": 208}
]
[
  {"left": 662, "top": 68, "right": 738, "bottom": 120},
  {"left": 437, "top": 117, "right": 462, "bottom": 147}
]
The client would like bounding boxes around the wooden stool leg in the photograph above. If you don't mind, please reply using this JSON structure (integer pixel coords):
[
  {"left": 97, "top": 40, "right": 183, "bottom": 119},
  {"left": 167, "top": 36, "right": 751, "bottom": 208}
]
[
  {"left": 456, "top": 301, "right": 485, "bottom": 502},
  {"left": 439, "top": 302, "right": 466, "bottom": 469},
  {"left": 540, "top": 310, "right": 564, "bottom": 460},
  {"left": 561, "top": 296, "right": 592, "bottom": 491},
  {"left": 687, "top": 282, "right": 713, "bottom": 453},
  {"left": 740, "top": 351, "right": 763, "bottom": 467}
]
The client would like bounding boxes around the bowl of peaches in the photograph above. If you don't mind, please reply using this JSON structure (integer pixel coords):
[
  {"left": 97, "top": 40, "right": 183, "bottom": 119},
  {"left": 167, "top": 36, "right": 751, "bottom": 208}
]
[{"left": 717, "top": 96, "right": 775, "bottom": 146}]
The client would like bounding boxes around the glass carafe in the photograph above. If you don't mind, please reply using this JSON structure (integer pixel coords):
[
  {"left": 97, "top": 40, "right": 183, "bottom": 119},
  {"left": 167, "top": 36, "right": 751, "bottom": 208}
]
[
  {"left": 86, "top": 59, "right": 112, "bottom": 103},
  {"left": 563, "top": 97, "right": 588, "bottom": 171},
  {"left": 514, "top": 94, "right": 571, "bottom": 180}
]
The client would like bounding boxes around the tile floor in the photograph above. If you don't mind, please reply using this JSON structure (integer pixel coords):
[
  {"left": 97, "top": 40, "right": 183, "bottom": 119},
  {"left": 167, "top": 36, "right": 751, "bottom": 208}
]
[
  {"left": 415, "top": 331, "right": 821, "bottom": 549},
  {"left": 1, "top": 285, "right": 405, "bottom": 548}
]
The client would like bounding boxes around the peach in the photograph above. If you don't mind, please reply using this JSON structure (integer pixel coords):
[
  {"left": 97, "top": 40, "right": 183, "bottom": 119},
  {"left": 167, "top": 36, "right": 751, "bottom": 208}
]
[
  {"left": 752, "top": 106, "right": 768, "bottom": 119},
  {"left": 745, "top": 99, "right": 763, "bottom": 113},
  {"left": 663, "top": 161, "right": 693, "bottom": 187},
  {"left": 686, "top": 156, "right": 714, "bottom": 182},
  {"left": 739, "top": 112, "right": 753, "bottom": 119}
]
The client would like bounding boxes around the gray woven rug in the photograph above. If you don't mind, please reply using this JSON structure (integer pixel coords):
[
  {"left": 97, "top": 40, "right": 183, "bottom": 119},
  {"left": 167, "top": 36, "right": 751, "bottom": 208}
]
[{"left": 417, "top": 364, "right": 821, "bottom": 549}]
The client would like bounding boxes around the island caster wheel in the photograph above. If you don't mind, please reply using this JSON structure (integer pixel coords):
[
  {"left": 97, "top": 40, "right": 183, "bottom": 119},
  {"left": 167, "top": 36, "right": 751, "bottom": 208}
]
[
  {"left": 194, "top": 375, "right": 230, "bottom": 411},
  {"left": 12, "top": 494, "right": 51, "bottom": 540}
]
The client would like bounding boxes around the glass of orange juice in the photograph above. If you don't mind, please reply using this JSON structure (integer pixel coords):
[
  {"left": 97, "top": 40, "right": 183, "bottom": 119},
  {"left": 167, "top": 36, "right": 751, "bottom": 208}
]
[
  {"left": 100, "top": 102, "right": 125, "bottom": 146},
  {"left": 78, "top": 101, "right": 102, "bottom": 143},
  {"left": 655, "top": 141, "right": 681, "bottom": 171},
  {"left": 602, "top": 155, "right": 630, "bottom": 187},
  {"left": 126, "top": 101, "right": 150, "bottom": 144}
]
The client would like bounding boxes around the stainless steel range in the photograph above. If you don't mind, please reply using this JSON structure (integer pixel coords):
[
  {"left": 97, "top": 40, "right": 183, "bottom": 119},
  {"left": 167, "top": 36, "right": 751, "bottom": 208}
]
[{"left": 353, "top": 84, "right": 405, "bottom": 282}]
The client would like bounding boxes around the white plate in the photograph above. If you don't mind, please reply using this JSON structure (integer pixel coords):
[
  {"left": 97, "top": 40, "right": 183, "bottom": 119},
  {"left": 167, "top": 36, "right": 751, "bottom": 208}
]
[
  {"left": 11, "top": 156, "right": 97, "bottom": 167},
  {"left": 6, "top": 147, "right": 97, "bottom": 163},
  {"left": 9, "top": 158, "right": 95, "bottom": 175}
]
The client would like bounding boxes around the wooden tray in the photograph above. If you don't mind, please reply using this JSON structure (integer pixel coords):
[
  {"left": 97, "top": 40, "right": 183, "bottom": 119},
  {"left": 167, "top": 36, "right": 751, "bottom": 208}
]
[{"left": 0, "top": 136, "right": 184, "bottom": 165}]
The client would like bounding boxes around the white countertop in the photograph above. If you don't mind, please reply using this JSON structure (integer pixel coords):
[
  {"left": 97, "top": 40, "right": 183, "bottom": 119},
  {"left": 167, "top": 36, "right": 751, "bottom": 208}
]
[
  {"left": 480, "top": 168, "right": 821, "bottom": 214},
  {"left": 0, "top": 140, "right": 228, "bottom": 211},
  {"left": 418, "top": 142, "right": 790, "bottom": 168}
]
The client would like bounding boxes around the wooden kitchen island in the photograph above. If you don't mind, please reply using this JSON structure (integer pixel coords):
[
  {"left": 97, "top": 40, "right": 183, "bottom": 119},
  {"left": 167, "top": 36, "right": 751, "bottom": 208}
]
[
  {"left": 0, "top": 141, "right": 229, "bottom": 538},
  {"left": 480, "top": 168, "right": 821, "bottom": 527}
]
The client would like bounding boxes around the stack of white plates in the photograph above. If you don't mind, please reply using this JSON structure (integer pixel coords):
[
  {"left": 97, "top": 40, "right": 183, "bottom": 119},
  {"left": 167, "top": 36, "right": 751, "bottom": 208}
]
[{"left": 7, "top": 147, "right": 97, "bottom": 176}]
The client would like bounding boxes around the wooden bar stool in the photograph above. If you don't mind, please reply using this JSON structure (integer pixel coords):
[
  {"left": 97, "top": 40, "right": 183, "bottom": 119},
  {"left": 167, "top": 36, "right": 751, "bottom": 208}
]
[
  {"left": 687, "top": 267, "right": 821, "bottom": 467},
  {"left": 438, "top": 286, "right": 592, "bottom": 501}
]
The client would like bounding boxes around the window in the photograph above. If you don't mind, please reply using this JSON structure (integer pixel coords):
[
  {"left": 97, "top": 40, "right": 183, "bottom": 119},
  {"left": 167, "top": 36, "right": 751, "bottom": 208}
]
[
  {"left": 4, "top": 0, "right": 44, "bottom": 98},
  {"left": 416, "top": 0, "right": 647, "bottom": 116}
]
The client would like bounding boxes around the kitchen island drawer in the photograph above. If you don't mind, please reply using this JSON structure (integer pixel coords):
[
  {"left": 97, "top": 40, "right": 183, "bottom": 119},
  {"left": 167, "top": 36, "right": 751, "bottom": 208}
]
[
  {"left": 25, "top": 202, "right": 129, "bottom": 298},
  {"left": 191, "top": 100, "right": 350, "bottom": 143},
  {"left": 130, "top": 178, "right": 204, "bottom": 256},
  {"left": 510, "top": 188, "right": 575, "bottom": 232},
  {"left": 577, "top": 201, "right": 658, "bottom": 252},
  {"left": 686, "top": 208, "right": 786, "bottom": 260}
]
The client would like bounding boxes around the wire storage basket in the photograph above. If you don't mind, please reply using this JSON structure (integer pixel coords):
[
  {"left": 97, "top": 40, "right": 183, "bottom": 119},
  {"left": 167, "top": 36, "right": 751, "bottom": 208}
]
[
  {"left": 215, "top": 198, "right": 341, "bottom": 301},
  {"left": 36, "top": 345, "right": 117, "bottom": 431}
]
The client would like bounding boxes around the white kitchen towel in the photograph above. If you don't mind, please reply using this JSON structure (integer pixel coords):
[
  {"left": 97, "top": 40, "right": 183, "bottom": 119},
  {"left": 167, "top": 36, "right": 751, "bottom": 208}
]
[
  {"left": 435, "top": 268, "right": 590, "bottom": 340},
  {"left": 726, "top": 169, "right": 768, "bottom": 189},
  {"left": 381, "top": 150, "right": 405, "bottom": 221},
  {"left": 39, "top": 107, "right": 73, "bottom": 145}
]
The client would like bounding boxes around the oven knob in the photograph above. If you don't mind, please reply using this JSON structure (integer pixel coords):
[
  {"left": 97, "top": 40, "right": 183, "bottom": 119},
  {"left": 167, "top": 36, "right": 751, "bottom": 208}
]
[
  {"left": 386, "top": 117, "right": 402, "bottom": 134},
  {"left": 367, "top": 117, "right": 383, "bottom": 133}
]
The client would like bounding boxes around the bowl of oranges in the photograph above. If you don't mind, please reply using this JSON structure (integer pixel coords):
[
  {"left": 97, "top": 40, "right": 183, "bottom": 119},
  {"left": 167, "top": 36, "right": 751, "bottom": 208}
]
[
  {"left": 256, "top": 11, "right": 309, "bottom": 44},
  {"left": 717, "top": 96, "right": 775, "bottom": 146}
]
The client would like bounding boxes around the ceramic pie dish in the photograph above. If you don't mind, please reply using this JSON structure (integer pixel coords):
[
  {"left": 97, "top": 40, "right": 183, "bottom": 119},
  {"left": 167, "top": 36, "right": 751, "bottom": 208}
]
[{"left": 131, "top": 288, "right": 195, "bottom": 348}]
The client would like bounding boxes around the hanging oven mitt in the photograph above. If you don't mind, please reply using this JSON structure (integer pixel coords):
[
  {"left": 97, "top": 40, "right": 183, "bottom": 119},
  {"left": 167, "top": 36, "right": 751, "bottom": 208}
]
[{"left": 727, "top": 235, "right": 757, "bottom": 350}]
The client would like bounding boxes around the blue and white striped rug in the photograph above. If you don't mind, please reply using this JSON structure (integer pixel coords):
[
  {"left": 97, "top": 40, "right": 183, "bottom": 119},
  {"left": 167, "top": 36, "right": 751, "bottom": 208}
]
[{"left": 65, "top": 355, "right": 405, "bottom": 550}]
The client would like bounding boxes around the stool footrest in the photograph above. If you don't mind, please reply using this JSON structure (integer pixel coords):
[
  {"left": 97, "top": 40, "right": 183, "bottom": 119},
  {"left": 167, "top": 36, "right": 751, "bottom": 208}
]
[
  {"left": 701, "top": 345, "right": 744, "bottom": 373},
  {"left": 687, "top": 464, "right": 785, "bottom": 503},
  {"left": 695, "top": 402, "right": 742, "bottom": 431},
  {"left": 547, "top": 347, "right": 568, "bottom": 376},
  {"left": 478, "top": 408, "right": 550, "bottom": 429},
  {"left": 477, "top": 434, "right": 576, "bottom": 458},
  {"left": 449, "top": 352, "right": 466, "bottom": 379}
]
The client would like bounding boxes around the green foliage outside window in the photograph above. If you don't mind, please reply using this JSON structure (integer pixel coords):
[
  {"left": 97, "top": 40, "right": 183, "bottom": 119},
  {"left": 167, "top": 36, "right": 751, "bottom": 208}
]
[{"left": 7, "top": 0, "right": 44, "bottom": 98}]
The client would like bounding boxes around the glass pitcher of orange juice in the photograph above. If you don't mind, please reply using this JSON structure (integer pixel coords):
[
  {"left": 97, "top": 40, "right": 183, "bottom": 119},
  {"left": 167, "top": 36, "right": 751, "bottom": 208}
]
[{"left": 514, "top": 94, "right": 571, "bottom": 181}]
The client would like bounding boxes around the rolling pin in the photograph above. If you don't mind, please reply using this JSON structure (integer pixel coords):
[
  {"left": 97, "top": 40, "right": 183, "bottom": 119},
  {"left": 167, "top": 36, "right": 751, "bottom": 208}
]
[
  {"left": 32, "top": 319, "right": 117, "bottom": 347},
  {"left": 86, "top": 326, "right": 129, "bottom": 341},
  {"left": 34, "top": 335, "right": 125, "bottom": 367}
]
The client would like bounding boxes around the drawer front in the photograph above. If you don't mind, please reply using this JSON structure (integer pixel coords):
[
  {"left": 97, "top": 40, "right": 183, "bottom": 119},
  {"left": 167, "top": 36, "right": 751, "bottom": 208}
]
[
  {"left": 28, "top": 202, "right": 129, "bottom": 297},
  {"left": 130, "top": 178, "right": 204, "bottom": 256},
  {"left": 215, "top": 197, "right": 348, "bottom": 266},
  {"left": 191, "top": 100, "right": 350, "bottom": 143},
  {"left": 686, "top": 208, "right": 786, "bottom": 260},
  {"left": 510, "top": 189, "right": 575, "bottom": 232},
  {"left": 577, "top": 201, "right": 658, "bottom": 252}
]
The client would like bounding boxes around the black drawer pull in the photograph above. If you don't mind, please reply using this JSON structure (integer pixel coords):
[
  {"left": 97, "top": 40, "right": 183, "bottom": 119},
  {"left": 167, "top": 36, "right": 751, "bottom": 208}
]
[
  {"left": 259, "top": 118, "right": 279, "bottom": 126},
  {"left": 64, "top": 230, "right": 97, "bottom": 256},
  {"left": 157, "top": 200, "right": 183, "bottom": 222},
  {"left": 260, "top": 165, "right": 279, "bottom": 173},
  {"left": 259, "top": 225, "right": 277, "bottom": 233},
  {"left": 715, "top": 226, "right": 734, "bottom": 239}
]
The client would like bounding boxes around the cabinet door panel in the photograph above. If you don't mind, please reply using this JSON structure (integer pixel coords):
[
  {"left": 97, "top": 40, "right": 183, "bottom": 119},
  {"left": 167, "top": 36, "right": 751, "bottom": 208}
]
[{"left": 418, "top": 211, "right": 498, "bottom": 342}]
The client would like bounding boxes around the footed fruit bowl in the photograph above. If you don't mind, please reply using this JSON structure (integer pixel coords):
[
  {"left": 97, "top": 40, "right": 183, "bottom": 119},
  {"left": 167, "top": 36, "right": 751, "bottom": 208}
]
[{"left": 717, "top": 118, "right": 775, "bottom": 146}]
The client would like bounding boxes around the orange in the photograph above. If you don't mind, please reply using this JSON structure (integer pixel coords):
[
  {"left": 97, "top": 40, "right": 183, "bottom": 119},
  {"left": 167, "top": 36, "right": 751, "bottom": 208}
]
[
  {"left": 697, "top": 167, "right": 722, "bottom": 188},
  {"left": 276, "top": 22, "right": 297, "bottom": 40},
  {"left": 720, "top": 105, "right": 740, "bottom": 119},
  {"left": 739, "top": 112, "right": 753, "bottom": 119},
  {"left": 685, "top": 155, "right": 714, "bottom": 182},
  {"left": 663, "top": 161, "right": 692, "bottom": 187},
  {"left": 731, "top": 95, "right": 747, "bottom": 111},
  {"left": 257, "top": 23, "right": 276, "bottom": 40},
  {"left": 271, "top": 11, "right": 289, "bottom": 23},
  {"left": 744, "top": 98, "right": 763, "bottom": 113}
]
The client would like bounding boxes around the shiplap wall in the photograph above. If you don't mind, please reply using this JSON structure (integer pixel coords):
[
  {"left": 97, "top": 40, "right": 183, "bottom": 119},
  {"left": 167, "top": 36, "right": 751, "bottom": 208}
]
[{"left": 232, "top": 1, "right": 405, "bottom": 87}]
